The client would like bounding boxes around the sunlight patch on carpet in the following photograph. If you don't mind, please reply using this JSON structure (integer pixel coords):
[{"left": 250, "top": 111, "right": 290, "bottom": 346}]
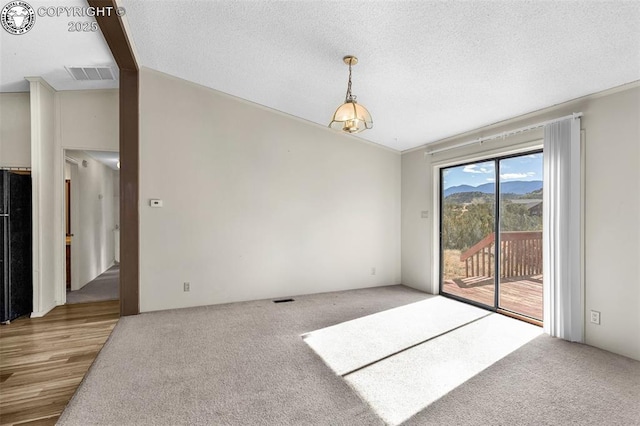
[
  {"left": 344, "top": 313, "right": 543, "bottom": 425},
  {"left": 302, "top": 296, "right": 488, "bottom": 375}
]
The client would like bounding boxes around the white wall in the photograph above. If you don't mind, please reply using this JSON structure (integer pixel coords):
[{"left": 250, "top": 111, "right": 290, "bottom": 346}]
[
  {"left": 139, "top": 67, "right": 401, "bottom": 312},
  {"left": 0, "top": 92, "right": 30, "bottom": 167},
  {"left": 28, "top": 78, "right": 57, "bottom": 316},
  {"left": 401, "top": 149, "right": 433, "bottom": 294},
  {"left": 581, "top": 87, "right": 639, "bottom": 361},
  {"left": 58, "top": 90, "right": 119, "bottom": 151},
  {"left": 54, "top": 90, "right": 119, "bottom": 301},
  {"left": 1, "top": 87, "right": 119, "bottom": 308},
  {"left": 65, "top": 151, "right": 116, "bottom": 289},
  {"left": 401, "top": 84, "right": 640, "bottom": 360}
]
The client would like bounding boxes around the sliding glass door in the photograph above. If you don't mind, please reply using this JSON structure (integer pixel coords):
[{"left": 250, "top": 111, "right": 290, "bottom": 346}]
[
  {"left": 497, "top": 154, "right": 544, "bottom": 320},
  {"left": 441, "top": 161, "right": 496, "bottom": 308},
  {"left": 440, "top": 151, "right": 543, "bottom": 322}
]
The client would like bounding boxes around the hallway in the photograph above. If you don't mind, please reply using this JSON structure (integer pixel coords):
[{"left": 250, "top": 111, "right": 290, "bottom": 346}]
[{"left": 66, "top": 265, "right": 119, "bottom": 305}]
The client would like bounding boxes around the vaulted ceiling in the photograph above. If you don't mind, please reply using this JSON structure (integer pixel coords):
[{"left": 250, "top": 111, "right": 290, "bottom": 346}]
[{"left": 2, "top": 1, "right": 639, "bottom": 151}]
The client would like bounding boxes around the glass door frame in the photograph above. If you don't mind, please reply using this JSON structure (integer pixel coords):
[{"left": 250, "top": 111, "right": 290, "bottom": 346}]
[{"left": 438, "top": 149, "right": 543, "bottom": 323}]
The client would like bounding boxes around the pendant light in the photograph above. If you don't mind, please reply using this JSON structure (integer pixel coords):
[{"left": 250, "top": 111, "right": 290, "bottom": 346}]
[{"left": 329, "top": 56, "right": 373, "bottom": 134}]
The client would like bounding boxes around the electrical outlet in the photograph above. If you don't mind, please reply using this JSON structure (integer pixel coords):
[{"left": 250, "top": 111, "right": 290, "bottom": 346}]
[
  {"left": 590, "top": 310, "right": 600, "bottom": 325},
  {"left": 371, "top": 267, "right": 376, "bottom": 275},
  {"left": 183, "top": 282, "right": 190, "bottom": 292}
]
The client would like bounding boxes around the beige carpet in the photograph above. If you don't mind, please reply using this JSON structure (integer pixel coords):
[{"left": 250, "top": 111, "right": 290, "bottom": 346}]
[
  {"left": 58, "top": 285, "right": 640, "bottom": 425},
  {"left": 302, "top": 296, "right": 489, "bottom": 375},
  {"left": 344, "top": 313, "right": 543, "bottom": 425}
]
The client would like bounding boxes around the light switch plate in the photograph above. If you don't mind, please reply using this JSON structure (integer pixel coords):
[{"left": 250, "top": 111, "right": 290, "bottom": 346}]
[{"left": 150, "top": 199, "right": 163, "bottom": 208}]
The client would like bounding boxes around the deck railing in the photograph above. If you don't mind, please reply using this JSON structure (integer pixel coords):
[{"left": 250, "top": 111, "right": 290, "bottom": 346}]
[{"left": 460, "top": 231, "right": 542, "bottom": 278}]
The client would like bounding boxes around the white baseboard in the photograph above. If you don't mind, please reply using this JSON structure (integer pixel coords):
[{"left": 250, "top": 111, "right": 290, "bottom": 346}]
[{"left": 31, "top": 303, "right": 57, "bottom": 318}]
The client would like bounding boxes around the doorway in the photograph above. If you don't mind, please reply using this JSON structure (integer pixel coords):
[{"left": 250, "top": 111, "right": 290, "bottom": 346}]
[
  {"left": 439, "top": 151, "right": 543, "bottom": 323},
  {"left": 64, "top": 159, "right": 78, "bottom": 292},
  {"left": 63, "top": 150, "right": 120, "bottom": 304}
]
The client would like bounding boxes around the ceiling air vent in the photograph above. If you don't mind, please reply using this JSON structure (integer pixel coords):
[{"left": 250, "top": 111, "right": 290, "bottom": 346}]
[{"left": 65, "top": 66, "right": 117, "bottom": 81}]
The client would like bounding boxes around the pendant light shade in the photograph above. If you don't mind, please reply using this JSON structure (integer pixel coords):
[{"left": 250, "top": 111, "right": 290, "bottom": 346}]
[{"left": 329, "top": 56, "right": 373, "bottom": 134}]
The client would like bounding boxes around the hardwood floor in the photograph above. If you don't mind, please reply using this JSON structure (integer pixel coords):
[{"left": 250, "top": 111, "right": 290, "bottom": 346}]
[
  {"left": 0, "top": 301, "right": 119, "bottom": 426},
  {"left": 442, "top": 274, "right": 543, "bottom": 321}
]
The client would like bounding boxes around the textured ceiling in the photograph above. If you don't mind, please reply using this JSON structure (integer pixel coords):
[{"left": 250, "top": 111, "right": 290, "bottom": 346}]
[
  {"left": 84, "top": 150, "right": 120, "bottom": 170},
  {"left": 2, "top": 2, "right": 638, "bottom": 150},
  {"left": 120, "top": 0, "right": 640, "bottom": 151},
  {"left": 0, "top": 0, "right": 117, "bottom": 92}
]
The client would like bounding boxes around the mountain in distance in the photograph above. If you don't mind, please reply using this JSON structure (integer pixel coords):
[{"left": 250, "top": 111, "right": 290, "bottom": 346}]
[{"left": 444, "top": 180, "right": 543, "bottom": 197}]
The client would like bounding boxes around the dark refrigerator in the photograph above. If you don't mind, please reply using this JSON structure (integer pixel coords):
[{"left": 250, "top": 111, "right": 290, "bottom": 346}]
[{"left": 1, "top": 170, "right": 32, "bottom": 323}]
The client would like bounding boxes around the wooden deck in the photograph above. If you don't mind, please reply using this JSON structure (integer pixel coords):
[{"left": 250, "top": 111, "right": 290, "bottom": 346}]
[
  {"left": 0, "top": 300, "right": 119, "bottom": 426},
  {"left": 442, "top": 274, "right": 543, "bottom": 321}
]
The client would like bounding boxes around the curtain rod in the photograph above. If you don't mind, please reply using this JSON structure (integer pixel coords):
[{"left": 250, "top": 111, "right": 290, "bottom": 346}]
[
  {"left": 1, "top": 167, "right": 31, "bottom": 171},
  {"left": 427, "top": 112, "right": 583, "bottom": 156}
]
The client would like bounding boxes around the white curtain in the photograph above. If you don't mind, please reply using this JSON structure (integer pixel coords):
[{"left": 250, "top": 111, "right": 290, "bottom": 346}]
[{"left": 543, "top": 116, "right": 583, "bottom": 342}]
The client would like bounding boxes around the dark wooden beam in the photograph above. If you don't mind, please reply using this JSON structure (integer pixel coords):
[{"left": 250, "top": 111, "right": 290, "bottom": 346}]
[
  {"left": 117, "top": 69, "right": 140, "bottom": 317},
  {"left": 89, "top": 0, "right": 139, "bottom": 316}
]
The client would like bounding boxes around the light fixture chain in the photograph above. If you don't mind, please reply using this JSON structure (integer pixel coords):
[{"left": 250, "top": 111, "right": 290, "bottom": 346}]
[{"left": 345, "top": 61, "right": 355, "bottom": 102}]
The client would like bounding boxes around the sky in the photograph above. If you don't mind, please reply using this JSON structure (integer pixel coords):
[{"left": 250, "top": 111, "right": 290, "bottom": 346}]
[{"left": 442, "top": 153, "right": 543, "bottom": 189}]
